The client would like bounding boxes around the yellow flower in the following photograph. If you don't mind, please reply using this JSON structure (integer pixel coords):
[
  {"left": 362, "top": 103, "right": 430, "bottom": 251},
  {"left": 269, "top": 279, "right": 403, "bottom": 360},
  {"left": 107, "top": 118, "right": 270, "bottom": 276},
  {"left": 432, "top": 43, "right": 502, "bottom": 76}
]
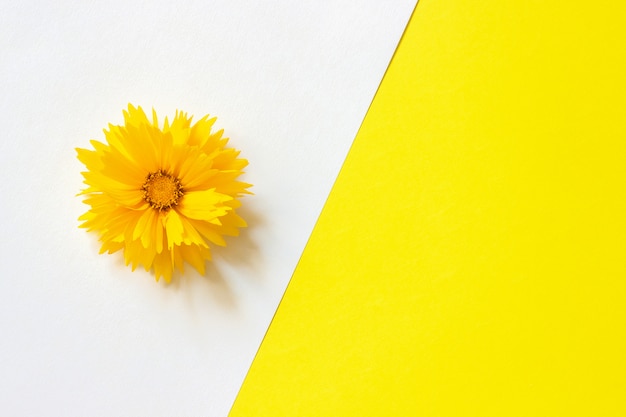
[{"left": 77, "top": 104, "right": 251, "bottom": 282}]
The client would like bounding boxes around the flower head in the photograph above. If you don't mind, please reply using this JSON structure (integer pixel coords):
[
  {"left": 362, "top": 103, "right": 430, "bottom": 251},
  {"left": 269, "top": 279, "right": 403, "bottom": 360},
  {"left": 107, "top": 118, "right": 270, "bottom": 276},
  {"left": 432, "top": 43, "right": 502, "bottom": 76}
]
[{"left": 77, "top": 104, "right": 251, "bottom": 282}]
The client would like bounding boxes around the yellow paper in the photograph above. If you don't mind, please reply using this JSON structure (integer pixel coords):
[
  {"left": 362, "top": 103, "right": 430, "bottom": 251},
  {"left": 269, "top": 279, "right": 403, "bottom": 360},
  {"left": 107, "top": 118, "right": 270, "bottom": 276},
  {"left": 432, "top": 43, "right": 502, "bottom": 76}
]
[{"left": 231, "top": 0, "right": 626, "bottom": 415}]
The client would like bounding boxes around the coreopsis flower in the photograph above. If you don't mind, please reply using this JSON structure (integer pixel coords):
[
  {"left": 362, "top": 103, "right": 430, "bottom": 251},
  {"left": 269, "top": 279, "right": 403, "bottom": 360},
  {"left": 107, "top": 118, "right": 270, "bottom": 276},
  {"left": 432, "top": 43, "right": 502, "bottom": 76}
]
[{"left": 77, "top": 105, "right": 251, "bottom": 282}]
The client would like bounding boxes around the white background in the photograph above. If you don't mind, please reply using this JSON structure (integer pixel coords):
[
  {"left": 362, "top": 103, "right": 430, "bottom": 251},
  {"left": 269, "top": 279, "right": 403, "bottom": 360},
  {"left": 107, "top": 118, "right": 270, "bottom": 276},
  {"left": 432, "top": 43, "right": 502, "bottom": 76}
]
[{"left": 0, "top": 1, "right": 414, "bottom": 415}]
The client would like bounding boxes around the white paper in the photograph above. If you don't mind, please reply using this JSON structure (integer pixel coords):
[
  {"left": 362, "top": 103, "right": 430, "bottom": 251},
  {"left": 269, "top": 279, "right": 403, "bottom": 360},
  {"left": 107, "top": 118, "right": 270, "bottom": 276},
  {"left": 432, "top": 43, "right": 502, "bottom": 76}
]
[{"left": 0, "top": 1, "right": 415, "bottom": 415}]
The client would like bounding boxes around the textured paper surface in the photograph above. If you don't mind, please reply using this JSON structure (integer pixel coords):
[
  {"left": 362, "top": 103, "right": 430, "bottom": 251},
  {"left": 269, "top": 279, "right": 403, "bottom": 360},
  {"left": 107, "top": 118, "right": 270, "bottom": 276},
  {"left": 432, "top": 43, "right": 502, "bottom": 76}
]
[
  {"left": 0, "top": 1, "right": 415, "bottom": 415},
  {"left": 230, "top": 1, "right": 626, "bottom": 415}
]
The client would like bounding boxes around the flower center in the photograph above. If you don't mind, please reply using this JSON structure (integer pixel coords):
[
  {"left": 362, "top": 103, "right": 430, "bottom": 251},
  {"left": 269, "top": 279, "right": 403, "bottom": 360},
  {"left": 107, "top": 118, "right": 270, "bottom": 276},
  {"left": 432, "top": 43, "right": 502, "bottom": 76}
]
[{"left": 142, "top": 170, "right": 184, "bottom": 211}]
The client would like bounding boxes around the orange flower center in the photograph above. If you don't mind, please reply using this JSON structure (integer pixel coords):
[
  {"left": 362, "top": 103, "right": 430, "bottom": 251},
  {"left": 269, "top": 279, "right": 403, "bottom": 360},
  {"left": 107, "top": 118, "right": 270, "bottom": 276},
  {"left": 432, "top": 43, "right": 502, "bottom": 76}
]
[{"left": 142, "top": 171, "right": 184, "bottom": 211}]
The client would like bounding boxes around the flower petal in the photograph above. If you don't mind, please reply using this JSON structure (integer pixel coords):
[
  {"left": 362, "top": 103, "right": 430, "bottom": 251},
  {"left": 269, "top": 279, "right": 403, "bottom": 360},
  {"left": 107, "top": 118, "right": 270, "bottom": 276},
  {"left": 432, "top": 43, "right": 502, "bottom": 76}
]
[
  {"left": 153, "top": 249, "right": 173, "bottom": 282},
  {"left": 187, "top": 219, "right": 227, "bottom": 246},
  {"left": 177, "top": 189, "right": 232, "bottom": 221},
  {"left": 165, "top": 209, "right": 184, "bottom": 249},
  {"left": 180, "top": 244, "right": 211, "bottom": 275},
  {"left": 166, "top": 110, "right": 192, "bottom": 146}
]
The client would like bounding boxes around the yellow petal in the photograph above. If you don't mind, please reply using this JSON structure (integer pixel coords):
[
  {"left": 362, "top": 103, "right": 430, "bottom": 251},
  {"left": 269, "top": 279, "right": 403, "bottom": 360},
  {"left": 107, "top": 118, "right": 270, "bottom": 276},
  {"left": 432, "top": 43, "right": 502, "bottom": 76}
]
[
  {"left": 166, "top": 110, "right": 192, "bottom": 146},
  {"left": 172, "top": 244, "right": 185, "bottom": 273},
  {"left": 200, "top": 129, "right": 226, "bottom": 154},
  {"left": 165, "top": 209, "right": 184, "bottom": 249},
  {"left": 179, "top": 154, "right": 218, "bottom": 191},
  {"left": 180, "top": 244, "right": 210, "bottom": 275},
  {"left": 155, "top": 212, "right": 165, "bottom": 254},
  {"left": 101, "top": 147, "right": 147, "bottom": 186},
  {"left": 177, "top": 189, "right": 232, "bottom": 221},
  {"left": 187, "top": 219, "right": 227, "bottom": 246},
  {"left": 153, "top": 249, "right": 173, "bottom": 282},
  {"left": 188, "top": 115, "right": 217, "bottom": 147},
  {"left": 76, "top": 147, "right": 104, "bottom": 171},
  {"left": 99, "top": 240, "right": 124, "bottom": 254},
  {"left": 179, "top": 215, "right": 208, "bottom": 248},
  {"left": 133, "top": 208, "right": 156, "bottom": 248}
]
